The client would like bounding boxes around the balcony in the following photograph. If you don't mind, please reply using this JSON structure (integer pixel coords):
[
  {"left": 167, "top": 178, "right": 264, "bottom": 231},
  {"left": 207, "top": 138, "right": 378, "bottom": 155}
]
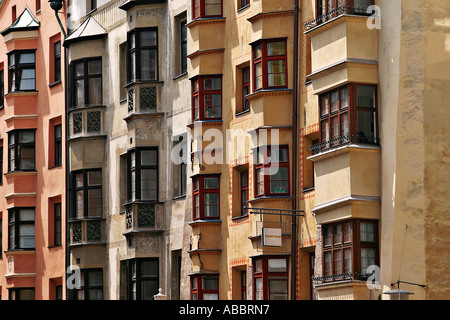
[
  {"left": 312, "top": 273, "right": 380, "bottom": 300},
  {"left": 304, "top": 5, "right": 373, "bottom": 32},
  {"left": 309, "top": 134, "right": 379, "bottom": 156},
  {"left": 124, "top": 202, "right": 163, "bottom": 232}
]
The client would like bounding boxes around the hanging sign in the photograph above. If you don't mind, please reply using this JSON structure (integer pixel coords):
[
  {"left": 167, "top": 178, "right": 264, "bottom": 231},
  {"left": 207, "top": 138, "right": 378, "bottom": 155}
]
[{"left": 262, "top": 228, "right": 282, "bottom": 247}]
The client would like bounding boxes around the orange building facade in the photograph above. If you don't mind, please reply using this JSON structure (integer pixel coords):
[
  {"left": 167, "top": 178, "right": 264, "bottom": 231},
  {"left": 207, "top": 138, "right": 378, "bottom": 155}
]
[{"left": 0, "top": 0, "right": 66, "bottom": 300}]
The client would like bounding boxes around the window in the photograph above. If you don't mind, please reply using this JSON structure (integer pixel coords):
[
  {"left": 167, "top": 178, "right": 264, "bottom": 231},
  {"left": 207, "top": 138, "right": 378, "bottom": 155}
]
[
  {"left": 238, "top": 0, "right": 250, "bottom": 10},
  {"left": 75, "top": 269, "right": 103, "bottom": 300},
  {"left": 54, "top": 124, "right": 62, "bottom": 167},
  {"left": 192, "top": 0, "right": 223, "bottom": 19},
  {"left": 9, "top": 288, "right": 35, "bottom": 300},
  {"left": 127, "top": 28, "right": 158, "bottom": 82},
  {"left": 127, "top": 258, "right": 159, "bottom": 300},
  {"left": 55, "top": 285, "right": 63, "bottom": 300},
  {"left": 180, "top": 19, "right": 187, "bottom": 74},
  {"left": 71, "top": 169, "right": 102, "bottom": 219},
  {"left": 242, "top": 67, "right": 250, "bottom": 112},
  {"left": 191, "top": 75, "right": 222, "bottom": 121},
  {"left": 252, "top": 39, "right": 287, "bottom": 91},
  {"left": 88, "top": 0, "right": 97, "bottom": 12},
  {"left": 0, "top": 68, "right": 4, "bottom": 108},
  {"left": 8, "top": 208, "right": 35, "bottom": 250},
  {"left": 241, "top": 270, "right": 247, "bottom": 300},
  {"left": 316, "top": 0, "right": 373, "bottom": 19},
  {"left": 54, "top": 203, "right": 62, "bottom": 246},
  {"left": 191, "top": 275, "right": 219, "bottom": 300},
  {"left": 254, "top": 145, "right": 290, "bottom": 197},
  {"left": 127, "top": 148, "right": 158, "bottom": 202},
  {"left": 36, "top": 0, "right": 41, "bottom": 12},
  {"left": 240, "top": 171, "right": 249, "bottom": 216},
  {"left": 317, "top": 84, "right": 378, "bottom": 152},
  {"left": 173, "top": 136, "right": 187, "bottom": 197},
  {"left": 0, "top": 217, "right": 2, "bottom": 257},
  {"left": 119, "top": 42, "right": 128, "bottom": 101},
  {"left": 0, "top": 140, "right": 3, "bottom": 184},
  {"left": 72, "top": 58, "right": 102, "bottom": 108},
  {"left": 322, "top": 220, "right": 378, "bottom": 282},
  {"left": 54, "top": 41, "right": 61, "bottom": 83},
  {"left": 8, "top": 50, "right": 36, "bottom": 92},
  {"left": 192, "top": 175, "right": 220, "bottom": 220},
  {"left": 253, "top": 256, "right": 289, "bottom": 300},
  {"left": 8, "top": 129, "right": 36, "bottom": 172}
]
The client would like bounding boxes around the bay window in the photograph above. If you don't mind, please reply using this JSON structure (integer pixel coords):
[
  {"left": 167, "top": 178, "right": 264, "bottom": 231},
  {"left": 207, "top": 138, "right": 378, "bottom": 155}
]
[
  {"left": 254, "top": 145, "right": 290, "bottom": 197},
  {"left": 191, "top": 75, "right": 222, "bottom": 121},
  {"left": 127, "top": 148, "right": 158, "bottom": 202},
  {"left": 8, "top": 208, "right": 35, "bottom": 250},
  {"left": 71, "top": 169, "right": 102, "bottom": 219},
  {"left": 191, "top": 274, "right": 219, "bottom": 300},
  {"left": 127, "top": 258, "right": 159, "bottom": 300},
  {"left": 252, "top": 39, "right": 287, "bottom": 91},
  {"left": 127, "top": 28, "right": 158, "bottom": 82},
  {"left": 192, "top": 175, "right": 220, "bottom": 220},
  {"left": 321, "top": 219, "right": 378, "bottom": 283},
  {"left": 192, "top": 0, "right": 223, "bottom": 19},
  {"left": 72, "top": 58, "right": 102, "bottom": 108},
  {"left": 253, "top": 256, "right": 289, "bottom": 300},
  {"left": 8, "top": 129, "right": 36, "bottom": 172},
  {"left": 74, "top": 269, "right": 103, "bottom": 300},
  {"left": 315, "top": 84, "right": 378, "bottom": 153},
  {"left": 8, "top": 50, "right": 36, "bottom": 92}
]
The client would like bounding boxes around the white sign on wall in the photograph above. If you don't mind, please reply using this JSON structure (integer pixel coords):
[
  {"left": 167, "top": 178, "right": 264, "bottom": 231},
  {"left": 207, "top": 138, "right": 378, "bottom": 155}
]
[{"left": 262, "top": 228, "right": 282, "bottom": 247}]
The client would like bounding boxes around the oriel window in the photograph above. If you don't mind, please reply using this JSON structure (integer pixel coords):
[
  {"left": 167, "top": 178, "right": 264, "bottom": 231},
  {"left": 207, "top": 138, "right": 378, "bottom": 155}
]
[
  {"left": 8, "top": 129, "right": 36, "bottom": 172},
  {"left": 252, "top": 39, "right": 287, "bottom": 91},
  {"left": 8, "top": 207, "right": 35, "bottom": 250},
  {"left": 72, "top": 169, "right": 102, "bottom": 219},
  {"left": 72, "top": 58, "right": 102, "bottom": 108},
  {"left": 127, "top": 28, "right": 158, "bottom": 82},
  {"left": 8, "top": 50, "right": 36, "bottom": 92}
]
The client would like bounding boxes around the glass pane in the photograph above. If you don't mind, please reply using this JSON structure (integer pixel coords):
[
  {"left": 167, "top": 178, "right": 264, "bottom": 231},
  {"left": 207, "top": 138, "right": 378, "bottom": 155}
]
[
  {"left": 75, "top": 62, "right": 84, "bottom": 77},
  {"left": 141, "top": 169, "right": 158, "bottom": 200},
  {"left": 76, "top": 79, "right": 85, "bottom": 107},
  {"left": 89, "top": 271, "right": 103, "bottom": 286},
  {"left": 88, "top": 171, "right": 102, "bottom": 185},
  {"left": 323, "top": 225, "right": 331, "bottom": 247},
  {"left": 19, "top": 289, "right": 35, "bottom": 301},
  {"left": 88, "top": 189, "right": 102, "bottom": 217},
  {"left": 204, "top": 177, "right": 218, "bottom": 189},
  {"left": 267, "top": 42, "right": 286, "bottom": 56},
  {"left": 340, "top": 87, "right": 348, "bottom": 109},
  {"left": 334, "top": 250, "right": 342, "bottom": 274},
  {"left": 341, "top": 113, "right": 349, "bottom": 137},
  {"left": 356, "top": 86, "right": 376, "bottom": 108},
  {"left": 254, "top": 44, "right": 262, "bottom": 59},
  {"left": 331, "top": 91, "right": 339, "bottom": 113},
  {"left": 140, "top": 49, "right": 157, "bottom": 80},
  {"left": 19, "top": 147, "right": 35, "bottom": 170},
  {"left": 19, "top": 69, "right": 35, "bottom": 90},
  {"left": 204, "top": 193, "right": 219, "bottom": 217},
  {"left": 360, "top": 222, "right": 375, "bottom": 242},
  {"left": 141, "top": 280, "right": 158, "bottom": 300},
  {"left": 324, "top": 252, "right": 332, "bottom": 276},
  {"left": 357, "top": 110, "right": 376, "bottom": 142},
  {"left": 141, "top": 150, "right": 157, "bottom": 166},
  {"left": 88, "top": 77, "right": 102, "bottom": 105},
  {"left": 268, "top": 259, "right": 287, "bottom": 272},
  {"left": 320, "top": 95, "right": 329, "bottom": 116},
  {"left": 19, "top": 53, "right": 35, "bottom": 64},
  {"left": 76, "top": 190, "right": 84, "bottom": 218},
  {"left": 140, "top": 31, "right": 157, "bottom": 47},
  {"left": 203, "top": 277, "right": 218, "bottom": 290},
  {"left": 334, "top": 224, "right": 342, "bottom": 244},
  {"left": 88, "top": 60, "right": 102, "bottom": 75},
  {"left": 255, "top": 62, "right": 262, "bottom": 89},
  {"left": 267, "top": 60, "right": 286, "bottom": 87},
  {"left": 19, "top": 208, "right": 35, "bottom": 221},
  {"left": 141, "top": 260, "right": 158, "bottom": 277},
  {"left": 19, "top": 224, "right": 35, "bottom": 248},
  {"left": 18, "top": 131, "right": 34, "bottom": 144},
  {"left": 75, "top": 172, "right": 84, "bottom": 188},
  {"left": 268, "top": 277, "right": 287, "bottom": 300},
  {"left": 256, "top": 168, "right": 264, "bottom": 195},
  {"left": 205, "top": 0, "right": 221, "bottom": 16},
  {"left": 344, "top": 248, "right": 352, "bottom": 273},
  {"left": 88, "top": 289, "right": 103, "bottom": 300},
  {"left": 203, "top": 293, "right": 219, "bottom": 300},
  {"left": 361, "top": 248, "right": 376, "bottom": 274},
  {"left": 203, "top": 78, "right": 221, "bottom": 90},
  {"left": 255, "top": 278, "right": 263, "bottom": 300},
  {"left": 269, "top": 167, "right": 289, "bottom": 194}
]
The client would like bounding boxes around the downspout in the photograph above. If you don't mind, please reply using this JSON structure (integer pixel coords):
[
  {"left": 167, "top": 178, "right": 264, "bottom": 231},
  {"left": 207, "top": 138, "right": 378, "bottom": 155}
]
[{"left": 291, "top": 0, "right": 300, "bottom": 301}]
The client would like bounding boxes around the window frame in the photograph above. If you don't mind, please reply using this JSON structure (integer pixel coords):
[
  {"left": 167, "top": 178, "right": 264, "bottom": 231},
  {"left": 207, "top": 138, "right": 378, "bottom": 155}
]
[
  {"left": 0, "top": 68, "right": 4, "bottom": 108},
  {"left": 127, "top": 147, "right": 159, "bottom": 202},
  {"left": 318, "top": 83, "right": 378, "bottom": 148},
  {"left": 190, "top": 274, "right": 219, "bottom": 300},
  {"left": 238, "top": 0, "right": 250, "bottom": 11},
  {"left": 53, "top": 202, "right": 62, "bottom": 246},
  {"left": 9, "top": 287, "right": 35, "bottom": 300},
  {"left": 191, "top": 75, "right": 223, "bottom": 121},
  {"left": 8, "top": 207, "right": 35, "bottom": 250},
  {"left": 71, "top": 57, "right": 103, "bottom": 108},
  {"left": 242, "top": 66, "right": 250, "bottom": 112},
  {"left": 127, "top": 28, "right": 159, "bottom": 83},
  {"left": 192, "top": 0, "right": 223, "bottom": 20},
  {"left": 74, "top": 268, "right": 103, "bottom": 300},
  {"left": 192, "top": 174, "right": 220, "bottom": 221},
  {"left": 240, "top": 170, "right": 249, "bottom": 216},
  {"left": 54, "top": 123, "right": 62, "bottom": 167},
  {"left": 8, "top": 129, "right": 36, "bottom": 172},
  {"left": 322, "top": 219, "right": 379, "bottom": 281},
  {"left": 71, "top": 168, "right": 103, "bottom": 219},
  {"left": 252, "top": 256, "right": 289, "bottom": 300},
  {"left": 252, "top": 39, "right": 288, "bottom": 92},
  {"left": 127, "top": 258, "right": 159, "bottom": 300},
  {"left": 180, "top": 19, "right": 188, "bottom": 75},
  {"left": 254, "top": 145, "right": 290, "bottom": 198},
  {"left": 53, "top": 40, "right": 61, "bottom": 84},
  {"left": 7, "top": 50, "right": 37, "bottom": 93}
]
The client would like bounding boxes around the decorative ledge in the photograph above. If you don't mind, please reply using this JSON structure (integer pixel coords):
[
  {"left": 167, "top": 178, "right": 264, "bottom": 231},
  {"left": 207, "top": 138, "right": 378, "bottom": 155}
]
[
  {"left": 246, "top": 88, "right": 293, "bottom": 101},
  {"left": 4, "top": 114, "right": 38, "bottom": 122},
  {"left": 312, "top": 195, "right": 381, "bottom": 214},
  {"left": 189, "top": 219, "right": 222, "bottom": 227},
  {"left": 4, "top": 273, "right": 36, "bottom": 279},
  {"left": 5, "top": 192, "right": 37, "bottom": 199},
  {"left": 247, "top": 10, "right": 294, "bottom": 24},
  {"left": 187, "top": 48, "right": 225, "bottom": 60},
  {"left": 186, "top": 17, "right": 226, "bottom": 29},
  {"left": 188, "top": 249, "right": 222, "bottom": 256},
  {"left": 4, "top": 171, "right": 37, "bottom": 178}
]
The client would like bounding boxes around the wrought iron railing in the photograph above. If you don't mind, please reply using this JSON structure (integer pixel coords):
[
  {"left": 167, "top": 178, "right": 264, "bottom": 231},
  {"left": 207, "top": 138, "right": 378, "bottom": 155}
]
[
  {"left": 312, "top": 272, "right": 371, "bottom": 286},
  {"left": 309, "top": 134, "right": 379, "bottom": 155},
  {"left": 304, "top": 5, "right": 373, "bottom": 31}
]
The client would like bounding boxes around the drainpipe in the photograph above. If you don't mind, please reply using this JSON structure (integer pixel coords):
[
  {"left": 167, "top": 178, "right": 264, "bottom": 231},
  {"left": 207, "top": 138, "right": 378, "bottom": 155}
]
[{"left": 291, "top": 0, "right": 300, "bottom": 301}]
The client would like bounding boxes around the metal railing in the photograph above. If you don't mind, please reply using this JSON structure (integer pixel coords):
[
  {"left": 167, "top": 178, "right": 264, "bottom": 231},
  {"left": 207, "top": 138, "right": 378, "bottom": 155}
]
[
  {"left": 304, "top": 5, "right": 373, "bottom": 31},
  {"left": 309, "top": 134, "right": 380, "bottom": 155},
  {"left": 312, "top": 272, "right": 371, "bottom": 286}
]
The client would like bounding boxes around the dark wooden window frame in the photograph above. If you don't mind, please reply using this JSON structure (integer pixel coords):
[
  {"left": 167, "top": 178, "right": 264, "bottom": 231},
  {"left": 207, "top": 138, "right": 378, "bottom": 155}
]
[
  {"left": 75, "top": 268, "right": 103, "bottom": 300},
  {"left": 322, "top": 219, "right": 379, "bottom": 281},
  {"left": 71, "top": 168, "right": 102, "bottom": 219},
  {"left": 238, "top": 0, "right": 250, "bottom": 10},
  {"left": 8, "top": 129, "right": 36, "bottom": 172},
  {"left": 254, "top": 145, "right": 290, "bottom": 198},
  {"left": 71, "top": 57, "right": 103, "bottom": 108},
  {"left": 190, "top": 274, "right": 219, "bottom": 300},
  {"left": 127, "top": 147, "right": 159, "bottom": 202},
  {"left": 192, "top": 174, "right": 220, "bottom": 221},
  {"left": 0, "top": 68, "right": 4, "bottom": 108},
  {"left": 8, "top": 207, "right": 35, "bottom": 250},
  {"left": 252, "top": 39, "right": 288, "bottom": 92},
  {"left": 240, "top": 170, "right": 249, "bottom": 216},
  {"left": 180, "top": 19, "right": 187, "bottom": 75},
  {"left": 7, "top": 50, "right": 36, "bottom": 92},
  {"left": 54, "top": 202, "right": 62, "bottom": 246},
  {"left": 54, "top": 40, "right": 61, "bottom": 84},
  {"left": 316, "top": 0, "right": 375, "bottom": 19},
  {"left": 127, "top": 258, "right": 159, "bottom": 300},
  {"left": 192, "top": 0, "right": 223, "bottom": 20},
  {"left": 127, "top": 28, "right": 159, "bottom": 83},
  {"left": 252, "top": 256, "right": 289, "bottom": 300},
  {"left": 9, "top": 287, "right": 35, "bottom": 300},
  {"left": 54, "top": 124, "right": 62, "bottom": 167},
  {"left": 191, "top": 75, "right": 222, "bottom": 121},
  {"left": 242, "top": 66, "right": 250, "bottom": 112}
]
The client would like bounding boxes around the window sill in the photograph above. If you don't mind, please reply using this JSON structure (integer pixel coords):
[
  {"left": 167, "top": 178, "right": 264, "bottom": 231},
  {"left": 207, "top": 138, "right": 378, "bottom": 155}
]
[
  {"left": 173, "top": 71, "right": 188, "bottom": 81},
  {"left": 3, "top": 249, "right": 37, "bottom": 256},
  {"left": 68, "top": 105, "right": 106, "bottom": 113},
  {"left": 235, "top": 109, "right": 250, "bottom": 117},
  {"left": 248, "top": 196, "right": 292, "bottom": 203},
  {"left": 49, "top": 164, "right": 63, "bottom": 170},
  {"left": 189, "top": 219, "right": 222, "bottom": 226},
  {"left": 237, "top": 4, "right": 250, "bottom": 13},
  {"left": 231, "top": 214, "right": 249, "bottom": 221},
  {"left": 173, "top": 194, "right": 186, "bottom": 200},
  {"left": 4, "top": 170, "right": 37, "bottom": 178},
  {"left": 125, "top": 80, "right": 164, "bottom": 88},
  {"left": 49, "top": 80, "right": 62, "bottom": 88},
  {"left": 5, "top": 90, "right": 38, "bottom": 98},
  {"left": 187, "top": 119, "right": 223, "bottom": 128},
  {"left": 48, "top": 245, "right": 63, "bottom": 249},
  {"left": 69, "top": 242, "right": 106, "bottom": 247},
  {"left": 187, "top": 17, "right": 226, "bottom": 28}
]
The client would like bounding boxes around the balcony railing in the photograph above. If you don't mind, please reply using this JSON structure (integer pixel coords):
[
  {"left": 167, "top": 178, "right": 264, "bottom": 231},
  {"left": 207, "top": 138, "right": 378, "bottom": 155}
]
[
  {"left": 309, "top": 134, "right": 380, "bottom": 155},
  {"left": 304, "top": 5, "right": 373, "bottom": 31},
  {"left": 312, "top": 272, "right": 372, "bottom": 286}
]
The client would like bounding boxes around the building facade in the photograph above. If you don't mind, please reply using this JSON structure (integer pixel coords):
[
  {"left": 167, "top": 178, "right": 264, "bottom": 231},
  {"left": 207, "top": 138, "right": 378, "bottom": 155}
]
[{"left": 0, "top": 0, "right": 67, "bottom": 300}]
